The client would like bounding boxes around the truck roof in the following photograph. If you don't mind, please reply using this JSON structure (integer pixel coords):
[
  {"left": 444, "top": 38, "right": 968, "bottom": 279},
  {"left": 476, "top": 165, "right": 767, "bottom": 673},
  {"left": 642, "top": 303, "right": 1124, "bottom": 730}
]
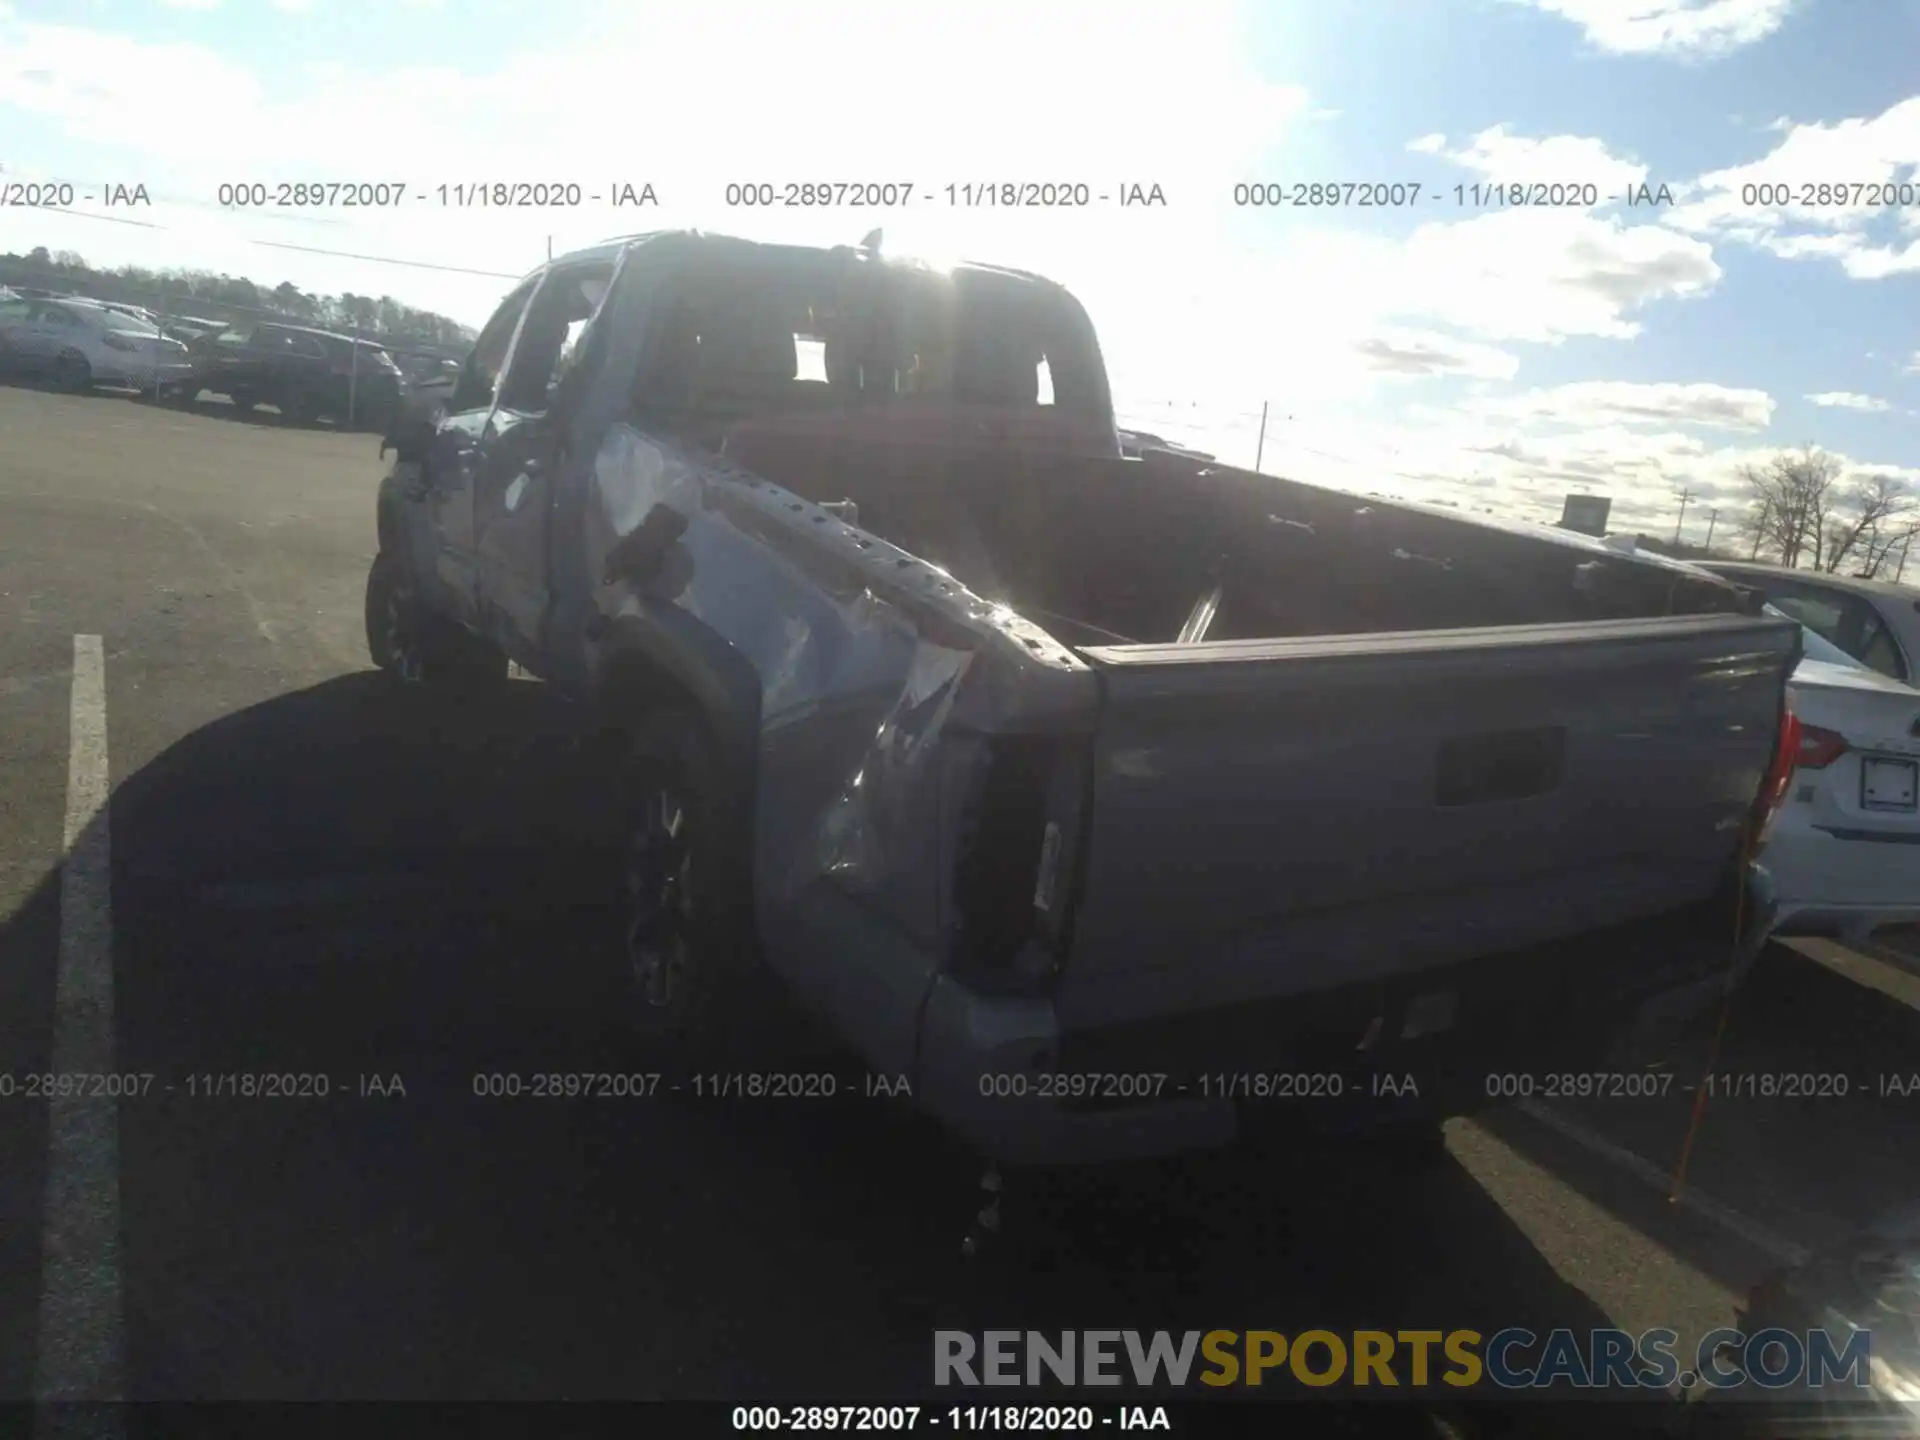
[{"left": 535, "top": 229, "right": 1066, "bottom": 294}]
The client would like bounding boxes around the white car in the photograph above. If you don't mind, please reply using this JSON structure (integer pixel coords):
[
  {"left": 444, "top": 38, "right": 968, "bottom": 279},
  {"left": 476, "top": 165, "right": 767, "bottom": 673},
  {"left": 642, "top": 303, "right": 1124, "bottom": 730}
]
[
  {"left": 1698, "top": 559, "right": 1920, "bottom": 686},
  {"left": 1768, "top": 606, "right": 1920, "bottom": 942},
  {"left": 0, "top": 296, "right": 198, "bottom": 394}
]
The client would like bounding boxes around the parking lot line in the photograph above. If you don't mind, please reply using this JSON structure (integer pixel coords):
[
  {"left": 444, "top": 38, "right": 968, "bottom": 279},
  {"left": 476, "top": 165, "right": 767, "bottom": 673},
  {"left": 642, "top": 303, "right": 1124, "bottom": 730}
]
[
  {"left": 1513, "top": 1099, "right": 1810, "bottom": 1268},
  {"left": 35, "top": 635, "right": 124, "bottom": 1420},
  {"left": 1783, "top": 935, "right": 1920, "bottom": 1013}
]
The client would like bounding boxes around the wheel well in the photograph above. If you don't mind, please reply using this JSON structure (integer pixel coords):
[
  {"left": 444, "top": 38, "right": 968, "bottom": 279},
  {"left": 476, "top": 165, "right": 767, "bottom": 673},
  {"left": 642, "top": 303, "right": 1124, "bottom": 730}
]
[{"left": 594, "top": 645, "right": 757, "bottom": 861}]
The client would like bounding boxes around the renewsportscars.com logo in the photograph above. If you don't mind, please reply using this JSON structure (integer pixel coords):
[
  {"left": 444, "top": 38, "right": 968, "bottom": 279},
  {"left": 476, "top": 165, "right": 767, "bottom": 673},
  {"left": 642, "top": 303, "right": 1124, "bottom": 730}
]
[{"left": 933, "top": 1328, "right": 1872, "bottom": 1391}]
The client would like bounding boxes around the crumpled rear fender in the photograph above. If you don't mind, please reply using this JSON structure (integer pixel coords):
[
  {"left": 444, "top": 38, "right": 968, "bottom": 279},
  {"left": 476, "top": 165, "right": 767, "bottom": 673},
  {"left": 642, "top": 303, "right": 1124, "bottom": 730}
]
[{"left": 581, "top": 422, "right": 1097, "bottom": 1074}]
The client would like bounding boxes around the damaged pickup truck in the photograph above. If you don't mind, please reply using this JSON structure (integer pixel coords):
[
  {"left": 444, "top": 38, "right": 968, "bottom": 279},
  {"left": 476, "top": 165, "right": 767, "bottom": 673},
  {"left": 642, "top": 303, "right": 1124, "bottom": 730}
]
[{"left": 367, "top": 229, "right": 1803, "bottom": 1170}]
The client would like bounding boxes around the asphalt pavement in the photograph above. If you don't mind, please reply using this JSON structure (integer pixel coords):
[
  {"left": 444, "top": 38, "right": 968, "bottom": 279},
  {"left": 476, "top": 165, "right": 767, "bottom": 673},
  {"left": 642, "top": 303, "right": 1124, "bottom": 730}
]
[{"left": 3, "top": 382, "right": 1919, "bottom": 1425}]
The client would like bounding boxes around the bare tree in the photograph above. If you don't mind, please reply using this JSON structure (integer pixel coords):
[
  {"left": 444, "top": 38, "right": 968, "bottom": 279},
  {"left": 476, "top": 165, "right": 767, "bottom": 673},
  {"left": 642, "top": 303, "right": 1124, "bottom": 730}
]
[{"left": 1738, "top": 447, "right": 1917, "bottom": 574}]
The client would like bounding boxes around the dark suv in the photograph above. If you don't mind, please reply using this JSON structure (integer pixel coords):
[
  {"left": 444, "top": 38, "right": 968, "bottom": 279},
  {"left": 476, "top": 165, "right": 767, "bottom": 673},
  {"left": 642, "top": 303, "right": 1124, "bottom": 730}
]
[{"left": 197, "top": 321, "right": 406, "bottom": 429}]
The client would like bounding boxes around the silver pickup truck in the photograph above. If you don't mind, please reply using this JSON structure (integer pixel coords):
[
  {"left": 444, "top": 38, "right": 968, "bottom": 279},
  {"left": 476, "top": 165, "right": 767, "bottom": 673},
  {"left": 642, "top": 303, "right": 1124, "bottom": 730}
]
[{"left": 368, "top": 230, "right": 1802, "bottom": 1171}]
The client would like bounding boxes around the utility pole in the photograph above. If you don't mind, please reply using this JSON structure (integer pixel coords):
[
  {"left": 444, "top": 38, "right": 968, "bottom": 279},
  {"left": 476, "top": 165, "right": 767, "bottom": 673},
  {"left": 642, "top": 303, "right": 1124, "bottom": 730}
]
[
  {"left": 1899, "top": 527, "right": 1916, "bottom": 585},
  {"left": 1703, "top": 508, "right": 1719, "bottom": 554},
  {"left": 1253, "top": 400, "right": 1268, "bottom": 475},
  {"left": 1750, "top": 498, "right": 1770, "bottom": 560},
  {"left": 547, "top": 235, "right": 553, "bottom": 262},
  {"left": 1672, "top": 487, "right": 1693, "bottom": 545}
]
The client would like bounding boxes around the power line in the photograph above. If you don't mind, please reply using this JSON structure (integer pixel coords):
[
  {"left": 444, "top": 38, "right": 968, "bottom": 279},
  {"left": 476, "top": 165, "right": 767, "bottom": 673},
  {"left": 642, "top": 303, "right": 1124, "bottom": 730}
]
[
  {"left": 38, "top": 206, "right": 164, "bottom": 230},
  {"left": 246, "top": 240, "right": 523, "bottom": 279}
]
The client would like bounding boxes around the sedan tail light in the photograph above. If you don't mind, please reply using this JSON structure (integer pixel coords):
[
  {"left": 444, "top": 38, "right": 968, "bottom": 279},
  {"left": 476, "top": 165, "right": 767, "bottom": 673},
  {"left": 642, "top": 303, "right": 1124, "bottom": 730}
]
[
  {"left": 1752, "top": 706, "right": 1802, "bottom": 846},
  {"left": 1795, "top": 724, "right": 1849, "bottom": 769}
]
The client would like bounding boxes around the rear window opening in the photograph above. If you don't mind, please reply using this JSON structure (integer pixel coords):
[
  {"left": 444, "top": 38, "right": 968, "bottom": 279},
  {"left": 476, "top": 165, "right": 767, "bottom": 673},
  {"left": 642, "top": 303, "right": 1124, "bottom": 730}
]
[{"left": 631, "top": 257, "right": 1102, "bottom": 443}]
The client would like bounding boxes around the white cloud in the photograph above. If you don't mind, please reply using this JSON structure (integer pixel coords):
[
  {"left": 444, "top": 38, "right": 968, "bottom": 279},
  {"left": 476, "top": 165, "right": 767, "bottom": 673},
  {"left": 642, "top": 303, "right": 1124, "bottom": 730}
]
[
  {"left": 1354, "top": 329, "right": 1520, "bottom": 380},
  {"left": 1466, "top": 380, "right": 1775, "bottom": 431},
  {"left": 1413, "top": 125, "right": 1649, "bottom": 196},
  {"left": 1384, "top": 209, "right": 1720, "bottom": 343},
  {"left": 1516, "top": 0, "right": 1795, "bottom": 58},
  {"left": 1806, "top": 391, "right": 1891, "bottom": 412},
  {"left": 1671, "top": 96, "right": 1920, "bottom": 278}
]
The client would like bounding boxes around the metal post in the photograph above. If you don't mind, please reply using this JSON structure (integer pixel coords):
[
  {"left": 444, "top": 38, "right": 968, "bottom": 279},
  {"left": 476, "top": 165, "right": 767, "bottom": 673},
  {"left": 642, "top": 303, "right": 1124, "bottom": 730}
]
[
  {"left": 1253, "top": 400, "right": 1268, "bottom": 474},
  {"left": 151, "top": 294, "right": 167, "bottom": 402},
  {"left": 1703, "top": 508, "right": 1718, "bottom": 553},
  {"left": 1673, "top": 487, "right": 1692, "bottom": 545}
]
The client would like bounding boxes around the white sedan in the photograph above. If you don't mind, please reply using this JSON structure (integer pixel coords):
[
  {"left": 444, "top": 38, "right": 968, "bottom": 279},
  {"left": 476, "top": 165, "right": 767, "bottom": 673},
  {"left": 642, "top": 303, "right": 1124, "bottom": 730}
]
[
  {"left": 1770, "top": 606, "right": 1920, "bottom": 942},
  {"left": 0, "top": 297, "right": 198, "bottom": 394}
]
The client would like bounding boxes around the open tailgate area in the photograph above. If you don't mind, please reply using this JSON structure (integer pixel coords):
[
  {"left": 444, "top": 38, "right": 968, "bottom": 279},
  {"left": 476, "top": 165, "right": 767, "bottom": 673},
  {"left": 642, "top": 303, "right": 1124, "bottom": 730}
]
[{"left": 1053, "top": 611, "right": 1801, "bottom": 1033}]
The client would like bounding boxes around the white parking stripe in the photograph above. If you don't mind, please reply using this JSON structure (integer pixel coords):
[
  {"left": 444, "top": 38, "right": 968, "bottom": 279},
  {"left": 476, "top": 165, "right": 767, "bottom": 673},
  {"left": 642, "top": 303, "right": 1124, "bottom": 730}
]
[
  {"left": 1514, "top": 1099, "right": 1811, "bottom": 1269},
  {"left": 1784, "top": 935, "right": 1920, "bottom": 1013},
  {"left": 35, "top": 635, "right": 125, "bottom": 1420}
]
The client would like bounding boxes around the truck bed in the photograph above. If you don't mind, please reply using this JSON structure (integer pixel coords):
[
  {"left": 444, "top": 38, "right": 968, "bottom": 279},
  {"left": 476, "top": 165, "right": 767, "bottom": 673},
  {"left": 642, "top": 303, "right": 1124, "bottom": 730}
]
[
  {"left": 715, "top": 415, "right": 1797, "bottom": 1047},
  {"left": 719, "top": 418, "right": 1752, "bottom": 649}
]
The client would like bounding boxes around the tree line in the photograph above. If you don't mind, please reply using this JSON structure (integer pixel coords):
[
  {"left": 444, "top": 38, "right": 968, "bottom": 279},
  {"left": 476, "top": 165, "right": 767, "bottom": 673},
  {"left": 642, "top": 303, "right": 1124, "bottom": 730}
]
[
  {"left": 1734, "top": 446, "right": 1916, "bottom": 580},
  {"left": 0, "top": 246, "right": 475, "bottom": 355}
]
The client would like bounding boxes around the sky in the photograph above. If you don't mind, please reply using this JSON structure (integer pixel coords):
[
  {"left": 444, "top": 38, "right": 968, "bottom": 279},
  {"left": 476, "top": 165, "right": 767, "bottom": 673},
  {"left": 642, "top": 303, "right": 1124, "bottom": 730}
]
[{"left": 3, "top": 0, "right": 1920, "bottom": 539}]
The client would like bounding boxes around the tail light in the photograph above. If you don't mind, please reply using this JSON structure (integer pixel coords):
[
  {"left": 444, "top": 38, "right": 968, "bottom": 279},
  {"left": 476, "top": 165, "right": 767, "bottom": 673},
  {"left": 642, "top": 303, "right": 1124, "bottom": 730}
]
[
  {"left": 1752, "top": 706, "right": 1802, "bottom": 846},
  {"left": 1795, "top": 724, "right": 1849, "bottom": 769},
  {"left": 949, "top": 735, "right": 1091, "bottom": 996}
]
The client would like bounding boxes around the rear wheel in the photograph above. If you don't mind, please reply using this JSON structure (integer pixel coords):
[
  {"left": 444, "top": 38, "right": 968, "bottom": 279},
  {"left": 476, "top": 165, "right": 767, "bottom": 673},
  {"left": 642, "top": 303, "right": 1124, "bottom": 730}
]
[
  {"left": 280, "top": 387, "right": 320, "bottom": 426},
  {"left": 363, "top": 548, "right": 508, "bottom": 690},
  {"left": 619, "top": 709, "right": 779, "bottom": 1069},
  {"left": 55, "top": 349, "right": 92, "bottom": 392},
  {"left": 228, "top": 389, "right": 258, "bottom": 412}
]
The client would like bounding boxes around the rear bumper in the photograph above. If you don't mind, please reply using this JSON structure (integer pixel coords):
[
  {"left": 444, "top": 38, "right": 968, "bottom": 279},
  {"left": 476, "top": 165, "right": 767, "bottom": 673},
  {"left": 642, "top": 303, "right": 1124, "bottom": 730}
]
[
  {"left": 915, "top": 865, "right": 1778, "bottom": 1167},
  {"left": 1767, "top": 819, "right": 1920, "bottom": 939}
]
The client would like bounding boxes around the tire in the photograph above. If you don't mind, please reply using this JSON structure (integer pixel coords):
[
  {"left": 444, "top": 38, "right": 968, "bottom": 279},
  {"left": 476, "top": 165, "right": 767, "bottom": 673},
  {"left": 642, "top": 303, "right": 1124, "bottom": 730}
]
[
  {"left": 618, "top": 708, "right": 778, "bottom": 1069},
  {"left": 228, "top": 389, "right": 257, "bottom": 411},
  {"left": 280, "top": 388, "right": 320, "bottom": 426},
  {"left": 363, "top": 548, "right": 509, "bottom": 690},
  {"left": 55, "top": 349, "right": 92, "bottom": 392}
]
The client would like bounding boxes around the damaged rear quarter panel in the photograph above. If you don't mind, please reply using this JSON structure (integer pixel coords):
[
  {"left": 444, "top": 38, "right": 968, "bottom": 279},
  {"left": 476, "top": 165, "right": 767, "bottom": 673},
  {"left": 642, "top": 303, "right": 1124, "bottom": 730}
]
[{"left": 584, "top": 422, "right": 1098, "bottom": 1073}]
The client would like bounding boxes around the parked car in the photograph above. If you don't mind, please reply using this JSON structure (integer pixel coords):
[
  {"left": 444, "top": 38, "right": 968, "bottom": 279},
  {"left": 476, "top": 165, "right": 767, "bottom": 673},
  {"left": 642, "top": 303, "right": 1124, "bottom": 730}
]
[
  {"left": 365, "top": 230, "right": 1801, "bottom": 1181},
  {"left": 1747, "top": 602, "right": 1920, "bottom": 943},
  {"left": 198, "top": 320, "right": 405, "bottom": 429},
  {"left": 162, "top": 316, "right": 226, "bottom": 343},
  {"left": 92, "top": 300, "right": 159, "bottom": 327},
  {"left": 1697, "top": 560, "right": 1920, "bottom": 685},
  {"left": 394, "top": 351, "right": 462, "bottom": 414},
  {"left": 0, "top": 296, "right": 197, "bottom": 394}
]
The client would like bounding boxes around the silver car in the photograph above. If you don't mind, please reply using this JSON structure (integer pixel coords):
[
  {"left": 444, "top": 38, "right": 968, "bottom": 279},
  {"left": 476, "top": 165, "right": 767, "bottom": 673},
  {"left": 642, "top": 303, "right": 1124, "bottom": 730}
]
[
  {"left": 0, "top": 296, "right": 198, "bottom": 394},
  {"left": 1699, "top": 559, "right": 1920, "bottom": 685}
]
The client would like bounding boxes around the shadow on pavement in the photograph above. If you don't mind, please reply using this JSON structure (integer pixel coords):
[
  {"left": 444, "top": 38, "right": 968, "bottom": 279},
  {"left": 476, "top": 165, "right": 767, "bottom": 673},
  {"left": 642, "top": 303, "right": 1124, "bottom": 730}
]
[
  {"left": 0, "top": 672, "right": 1665, "bottom": 1429},
  {"left": 1475, "top": 938, "right": 1920, "bottom": 1304}
]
